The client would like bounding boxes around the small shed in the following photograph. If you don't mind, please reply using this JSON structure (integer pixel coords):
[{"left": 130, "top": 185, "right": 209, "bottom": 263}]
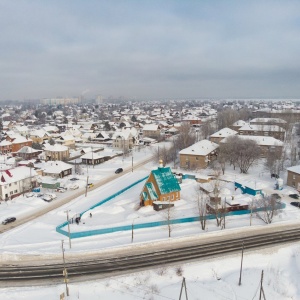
[
  {"left": 41, "top": 177, "right": 60, "bottom": 189},
  {"left": 234, "top": 180, "right": 264, "bottom": 196},
  {"left": 153, "top": 201, "right": 174, "bottom": 211}
]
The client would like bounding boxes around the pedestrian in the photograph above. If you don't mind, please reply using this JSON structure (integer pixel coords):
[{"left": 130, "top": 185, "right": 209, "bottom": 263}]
[{"left": 90, "top": 213, "right": 92, "bottom": 218}]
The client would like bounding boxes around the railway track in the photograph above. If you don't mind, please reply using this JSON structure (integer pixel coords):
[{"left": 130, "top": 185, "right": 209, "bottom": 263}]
[{"left": 1, "top": 225, "right": 300, "bottom": 285}]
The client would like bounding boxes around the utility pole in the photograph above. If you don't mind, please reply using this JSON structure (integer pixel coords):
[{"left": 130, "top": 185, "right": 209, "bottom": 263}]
[
  {"left": 250, "top": 198, "right": 254, "bottom": 226},
  {"left": 64, "top": 210, "right": 71, "bottom": 249},
  {"left": 179, "top": 277, "right": 188, "bottom": 300},
  {"left": 131, "top": 152, "right": 133, "bottom": 172},
  {"left": 131, "top": 221, "right": 134, "bottom": 243},
  {"left": 259, "top": 270, "right": 265, "bottom": 300},
  {"left": 238, "top": 241, "right": 244, "bottom": 286},
  {"left": 85, "top": 163, "right": 89, "bottom": 197},
  {"left": 61, "top": 240, "right": 69, "bottom": 297},
  {"left": 92, "top": 146, "right": 94, "bottom": 168},
  {"left": 85, "top": 175, "right": 89, "bottom": 197}
]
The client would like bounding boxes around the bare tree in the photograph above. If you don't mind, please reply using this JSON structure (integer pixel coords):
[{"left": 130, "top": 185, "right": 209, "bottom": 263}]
[
  {"left": 255, "top": 195, "right": 279, "bottom": 224},
  {"left": 235, "top": 138, "right": 261, "bottom": 173},
  {"left": 161, "top": 199, "right": 174, "bottom": 238},
  {"left": 216, "top": 143, "right": 231, "bottom": 174},
  {"left": 75, "top": 163, "right": 82, "bottom": 175},
  {"left": 207, "top": 167, "right": 227, "bottom": 228},
  {"left": 195, "top": 189, "right": 208, "bottom": 230},
  {"left": 201, "top": 121, "right": 214, "bottom": 139},
  {"left": 264, "top": 147, "right": 283, "bottom": 177},
  {"left": 175, "top": 122, "right": 196, "bottom": 150}
]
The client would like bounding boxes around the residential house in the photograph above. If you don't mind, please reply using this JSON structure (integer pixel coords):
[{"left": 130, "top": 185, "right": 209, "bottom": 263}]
[
  {"left": 55, "top": 134, "right": 76, "bottom": 148},
  {"left": 44, "top": 144, "right": 70, "bottom": 161},
  {"left": 140, "top": 160, "right": 181, "bottom": 206},
  {"left": 112, "top": 130, "right": 134, "bottom": 152},
  {"left": 249, "top": 118, "right": 287, "bottom": 129},
  {"left": 0, "top": 140, "right": 12, "bottom": 154},
  {"left": 238, "top": 124, "right": 285, "bottom": 141},
  {"left": 179, "top": 139, "right": 219, "bottom": 169},
  {"left": 94, "top": 131, "right": 111, "bottom": 142},
  {"left": 42, "top": 161, "right": 73, "bottom": 178},
  {"left": 14, "top": 125, "right": 30, "bottom": 137},
  {"left": 220, "top": 135, "right": 283, "bottom": 157},
  {"left": 30, "top": 129, "right": 51, "bottom": 144},
  {"left": 15, "top": 146, "right": 42, "bottom": 160},
  {"left": 142, "top": 124, "right": 161, "bottom": 139},
  {"left": 0, "top": 166, "right": 38, "bottom": 200},
  {"left": 229, "top": 120, "right": 247, "bottom": 131},
  {"left": 11, "top": 136, "right": 33, "bottom": 152},
  {"left": 209, "top": 128, "right": 238, "bottom": 144},
  {"left": 286, "top": 165, "right": 300, "bottom": 191}
]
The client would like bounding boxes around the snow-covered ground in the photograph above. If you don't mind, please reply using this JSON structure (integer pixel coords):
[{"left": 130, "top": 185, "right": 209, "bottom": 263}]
[
  {"left": 1, "top": 143, "right": 300, "bottom": 299},
  {"left": 1, "top": 244, "right": 300, "bottom": 299}
]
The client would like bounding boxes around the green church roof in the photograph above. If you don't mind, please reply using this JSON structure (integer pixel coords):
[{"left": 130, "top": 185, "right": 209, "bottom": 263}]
[{"left": 151, "top": 166, "right": 181, "bottom": 195}]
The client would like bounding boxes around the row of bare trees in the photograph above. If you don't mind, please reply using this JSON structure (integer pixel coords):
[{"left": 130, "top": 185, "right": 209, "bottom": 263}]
[
  {"left": 217, "top": 136, "right": 261, "bottom": 174},
  {"left": 153, "top": 122, "right": 196, "bottom": 166}
]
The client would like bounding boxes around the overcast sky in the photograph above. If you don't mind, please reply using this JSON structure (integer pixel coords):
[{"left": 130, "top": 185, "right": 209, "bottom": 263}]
[{"left": 1, "top": 0, "right": 300, "bottom": 100}]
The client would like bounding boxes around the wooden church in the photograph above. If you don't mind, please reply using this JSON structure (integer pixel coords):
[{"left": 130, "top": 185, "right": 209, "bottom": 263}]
[{"left": 140, "top": 160, "right": 181, "bottom": 206}]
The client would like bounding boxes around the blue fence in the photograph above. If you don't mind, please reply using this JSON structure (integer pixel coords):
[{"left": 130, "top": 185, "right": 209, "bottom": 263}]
[
  {"left": 56, "top": 176, "right": 286, "bottom": 239},
  {"left": 56, "top": 176, "right": 148, "bottom": 236}
]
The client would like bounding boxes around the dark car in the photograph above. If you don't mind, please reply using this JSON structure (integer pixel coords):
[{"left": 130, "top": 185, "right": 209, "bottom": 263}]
[
  {"left": 289, "top": 194, "right": 299, "bottom": 199},
  {"left": 115, "top": 168, "right": 123, "bottom": 174},
  {"left": 290, "top": 202, "right": 300, "bottom": 208},
  {"left": 271, "top": 193, "right": 281, "bottom": 202},
  {"left": 70, "top": 178, "right": 79, "bottom": 181},
  {"left": 2, "top": 217, "right": 16, "bottom": 225}
]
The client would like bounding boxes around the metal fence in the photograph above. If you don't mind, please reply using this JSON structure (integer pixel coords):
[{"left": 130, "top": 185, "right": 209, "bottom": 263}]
[{"left": 56, "top": 180, "right": 286, "bottom": 239}]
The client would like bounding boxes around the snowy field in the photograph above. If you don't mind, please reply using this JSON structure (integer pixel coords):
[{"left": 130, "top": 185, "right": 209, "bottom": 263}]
[{"left": 1, "top": 144, "right": 300, "bottom": 299}]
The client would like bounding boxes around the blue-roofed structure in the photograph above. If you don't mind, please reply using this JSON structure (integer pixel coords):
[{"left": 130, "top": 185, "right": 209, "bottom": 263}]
[{"left": 140, "top": 160, "right": 181, "bottom": 206}]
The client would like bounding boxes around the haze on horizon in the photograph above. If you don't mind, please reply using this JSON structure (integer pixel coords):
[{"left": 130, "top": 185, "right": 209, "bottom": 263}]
[{"left": 1, "top": 0, "right": 300, "bottom": 101}]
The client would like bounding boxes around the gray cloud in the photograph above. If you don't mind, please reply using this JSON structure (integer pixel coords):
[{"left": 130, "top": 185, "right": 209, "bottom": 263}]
[{"left": 0, "top": 0, "right": 300, "bottom": 100}]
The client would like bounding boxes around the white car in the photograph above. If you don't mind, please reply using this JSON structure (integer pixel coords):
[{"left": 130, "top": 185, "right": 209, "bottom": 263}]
[
  {"left": 69, "top": 184, "right": 79, "bottom": 190},
  {"left": 26, "top": 192, "right": 34, "bottom": 198},
  {"left": 45, "top": 193, "right": 57, "bottom": 200},
  {"left": 42, "top": 195, "right": 52, "bottom": 202}
]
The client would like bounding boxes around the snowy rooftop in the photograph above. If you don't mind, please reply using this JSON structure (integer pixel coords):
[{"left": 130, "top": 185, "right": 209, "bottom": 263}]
[
  {"left": 239, "top": 124, "right": 285, "bottom": 132},
  {"left": 286, "top": 165, "right": 300, "bottom": 174},
  {"left": 221, "top": 135, "right": 284, "bottom": 146},
  {"left": 179, "top": 139, "right": 219, "bottom": 156},
  {"left": 43, "top": 144, "right": 68, "bottom": 152},
  {"left": 210, "top": 127, "right": 238, "bottom": 138}
]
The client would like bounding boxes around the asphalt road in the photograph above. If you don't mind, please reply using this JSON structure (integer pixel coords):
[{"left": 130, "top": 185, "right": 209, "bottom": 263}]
[{"left": 0, "top": 155, "right": 154, "bottom": 234}]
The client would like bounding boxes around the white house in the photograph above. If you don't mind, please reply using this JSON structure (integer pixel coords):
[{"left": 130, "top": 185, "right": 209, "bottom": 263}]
[{"left": 0, "top": 166, "right": 38, "bottom": 200}]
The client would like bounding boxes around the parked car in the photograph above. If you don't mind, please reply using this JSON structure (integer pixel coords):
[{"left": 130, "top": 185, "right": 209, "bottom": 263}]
[
  {"left": 69, "top": 184, "right": 79, "bottom": 190},
  {"left": 45, "top": 193, "right": 57, "bottom": 200},
  {"left": 70, "top": 178, "right": 79, "bottom": 181},
  {"left": 36, "top": 193, "right": 44, "bottom": 198},
  {"left": 271, "top": 193, "right": 281, "bottom": 203},
  {"left": 271, "top": 173, "right": 279, "bottom": 179},
  {"left": 289, "top": 194, "right": 299, "bottom": 199},
  {"left": 290, "top": 202, "right": 300, "bottom": 208},
  {"left": 25, "top": 192, "right": 34, "bottom": 198},
  {"left": 2, "top": 217, "right": 16, "bottom": 225},
  {"left": 42, "top": 195, "right": 53, "bottom": 202},
  {"left": 87, "top": 183, "right": 94, "bottom": 188},
  {"left": 56, "top": 187, "right": 67, "bottom": 193},
  {"left": 115, "top": 168, "right": 123, "bottom": 174}
]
